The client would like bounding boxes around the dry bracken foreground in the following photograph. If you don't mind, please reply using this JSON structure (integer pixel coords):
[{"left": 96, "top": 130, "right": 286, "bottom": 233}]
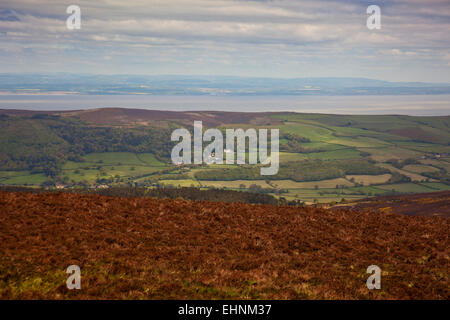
[{"left": 0, "top": 191, "right": 448, "bottom": 299}]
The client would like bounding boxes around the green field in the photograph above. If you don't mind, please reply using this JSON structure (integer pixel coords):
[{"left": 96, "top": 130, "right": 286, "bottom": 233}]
[
  {"left": 159, "top": 179, "right": 200, "bottom": 187},
  {"left": 345, "top": 174, "right": 392, "bottom": 185},
  {"left": 0, "top": 171, "right": 47, "bottom": 185},
  {"left": 377, "top": 163, "right": 429, "bottom": 182},
  {"left": 402, "top": 164, "right": 440, "bottom": 174},
  {"left": 418, "top": 182, "right": 450, "bottom": 191},
  {"left": 200, "top": 180, "right": 273, "bottom": 189},
  {"left": 271, "top": 178, "right": 354, "bottom": 189},
  {"left": 303, "top": 148, "right": 362, "bottom": 160},
  {"left": 377, "top": 183, "right": 436, "bottom": 193},
  {"left": 81, "top": 152, "right": 165, "bottom": 166},
  {"left": 281, "top": 189, "right": 368, "bottom": 204}
]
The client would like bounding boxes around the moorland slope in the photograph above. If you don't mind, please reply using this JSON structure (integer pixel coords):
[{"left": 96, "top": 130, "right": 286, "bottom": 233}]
[{"left": 0, "top": 191, "right": 448, "bottom": 299}]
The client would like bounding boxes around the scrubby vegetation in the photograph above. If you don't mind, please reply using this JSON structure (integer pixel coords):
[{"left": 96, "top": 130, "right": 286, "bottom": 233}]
[{"left": 0, "top": 185, "right": 280, "bottom": 206}]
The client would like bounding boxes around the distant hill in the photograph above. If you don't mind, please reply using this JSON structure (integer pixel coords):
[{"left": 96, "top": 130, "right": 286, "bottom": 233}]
[{"left": 0, "top": 108, "right": 281, "bottom": 126}]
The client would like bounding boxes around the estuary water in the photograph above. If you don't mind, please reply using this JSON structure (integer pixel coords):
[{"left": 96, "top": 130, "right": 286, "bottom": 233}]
[{"left": 0, "top": 94, "right": 449, "bottom": 116}]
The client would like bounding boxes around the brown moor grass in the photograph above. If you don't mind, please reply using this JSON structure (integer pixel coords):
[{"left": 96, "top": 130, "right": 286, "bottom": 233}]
[{"left": 0, "top": 191, "right": 448, "bottom": 299}]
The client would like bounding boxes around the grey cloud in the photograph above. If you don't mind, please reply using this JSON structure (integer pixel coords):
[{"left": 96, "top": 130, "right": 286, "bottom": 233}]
[
  {"left": 0, "top": 9, "right": 20, "bottom": 21},
  {"left": 0, "top": 0, "right": 448, "bottom": 81}
]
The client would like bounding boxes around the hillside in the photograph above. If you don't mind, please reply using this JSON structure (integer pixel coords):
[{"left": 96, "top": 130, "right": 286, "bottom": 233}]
[
  {"left": 333, "top": 190, "right": 450, "bottom": 217},
  {"left": 0, "top": 190, "right": 448, "bottom": 299},
  {"left": 0, "top": 108, "right": 449, "bottom": 204}
]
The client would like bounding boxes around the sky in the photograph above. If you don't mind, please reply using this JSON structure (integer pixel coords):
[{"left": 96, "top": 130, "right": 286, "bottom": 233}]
[{"left": 0, "top": 0, "right": 449, "bottom": 82}]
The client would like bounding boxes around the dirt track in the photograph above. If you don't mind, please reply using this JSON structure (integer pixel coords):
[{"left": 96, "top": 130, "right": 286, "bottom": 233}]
[{"left": 0, "top": 191, "right": 448, "bottom": 299}]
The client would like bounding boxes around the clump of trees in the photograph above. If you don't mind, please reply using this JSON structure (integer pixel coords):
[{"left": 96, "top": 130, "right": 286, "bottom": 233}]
[
  {"left": 386, "top": 158, "right": 420, "bottom": 169},
  {"left": 280, "top": 133, "right": 317, "bottom": 153},
  {"left": 388, "top": 172, "right": 412, "bottom": 183}
]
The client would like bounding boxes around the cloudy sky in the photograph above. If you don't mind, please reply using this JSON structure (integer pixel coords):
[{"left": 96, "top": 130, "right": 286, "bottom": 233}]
[{"left": 0, "top": 0, "right": 449, "bottom": 82}]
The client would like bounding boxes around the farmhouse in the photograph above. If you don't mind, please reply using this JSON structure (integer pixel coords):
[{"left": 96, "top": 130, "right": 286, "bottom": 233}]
[{"left": 171, "top": 121, "right": 279, "bottom": 175}]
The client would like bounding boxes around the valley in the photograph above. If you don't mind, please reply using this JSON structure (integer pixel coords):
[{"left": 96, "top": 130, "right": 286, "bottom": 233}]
[{"left": 1, "top": 108, "right": 449, "bottom": 204}]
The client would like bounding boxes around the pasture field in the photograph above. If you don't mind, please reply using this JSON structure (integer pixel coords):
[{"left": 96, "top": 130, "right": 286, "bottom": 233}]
[
  {"left": 0, "top": 172, "right": 47, "bottom": 185},
  {"left": 377, "top": 164, "right": 429, "bottom": 182},
  {"left": 271, "top": 178, "right": 354, "bottom": 189},
  {"left": 344, "top": 186, "right": 389, "bottom": 196},
  {"left": 83, "top": 152, "right": 144, "bottom": 165},
  {"left": 276, "top": 122, "right": 333, "bottom": 141},
  {"left": 279, "top": 152, "right": 308, "bottom": 162},
  {"left": 419, "top": 159, "right": 450, "bottom": 171},
  {"left": 199, "top": 180, "right": 273, "bottom": 189},
  {"left": 137, "top": 153, "right": 167, "bottom": 166},
  {"left": 282, "top": 189, "right": 367, "bottom": 204},
  {"left": 159, "top": 179, "right": 200, "bottom": 187},
  {"left": 328, "top": 136, "right": 390, "bottom": 148},
  {"left": 345, "top": 174, "right": 392, "bottom": 185},
  {"left": 377, "top": 183, "right": 436, "bottom": 193},
  {"left": 303, "top": 148, "right": 362, "bottom": 160},
  {"left": 418, "top": 182, "right": 450, "bottom": 191},
  {"left": 396, "top": 142, "right": 450, "bottom": 153},
  {"left": 83, "top": 152, "right": 166, "bottom": 166},
  {"left": 364, "top": 147, "right": 423, "bottom": 162},
  {"left": 402, "top": 164, "right": 440, "bottom": 173}
]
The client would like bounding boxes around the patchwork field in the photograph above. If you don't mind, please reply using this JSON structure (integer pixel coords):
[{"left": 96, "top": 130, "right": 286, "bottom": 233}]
[
  {"left": 377, "top": 164, "right": 430, "bottom": 182},
  {"left": 420, "top": 159, "right": 450, "bottom": 171},
  {"left": 282, "top": 190, "right": 366, "bottom": 204},
  {"left": 199, "top": 180, "right": 273, "bottom": 189},
  {"left": 377, "top": 183, "right": 437, "bottom": 193},
  {"left": 159, "top": 179, "right": 200, "bottom": 187},
  {"left": 271, "top": 178, "right": 354, "bottom": 189},
  {"left": 420, "top": 182, "right": 450, "bottom": 191},
  {"left": 402, "top": 164, "right": 440, "bottom": 173},
  {"left": 364, "top": 147, "right": 423, "bottom": 162}
]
